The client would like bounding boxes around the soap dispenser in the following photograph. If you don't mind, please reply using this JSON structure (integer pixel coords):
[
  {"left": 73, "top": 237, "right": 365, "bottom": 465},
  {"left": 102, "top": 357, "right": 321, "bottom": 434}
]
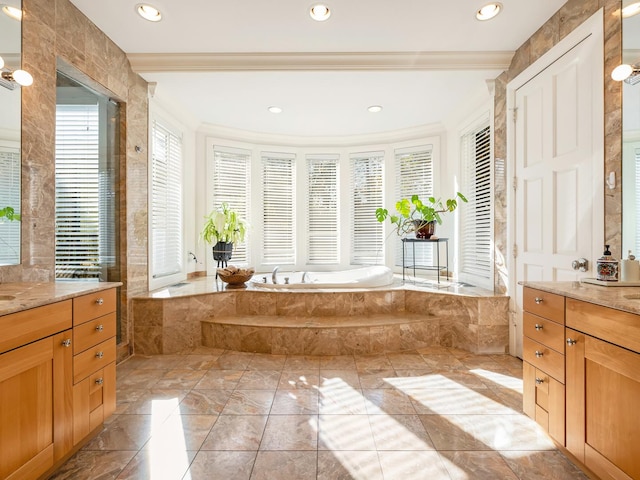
[{"left": 596, "top": 245, "right": 619, "bottom": 281}]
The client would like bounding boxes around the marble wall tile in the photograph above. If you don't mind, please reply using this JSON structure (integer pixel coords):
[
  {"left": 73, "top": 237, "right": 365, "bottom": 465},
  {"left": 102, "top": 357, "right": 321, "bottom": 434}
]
[
  {"left": 337, "top": 327, "right": 370, "bottom": 354},
  {"left": 237, "top": 326, "right": 273, "bottom": 354},
  {"left": 276, "top": 293, "right": 306, "bottom": 316},
  {"left": 477, "top": 298, "right": 509, "bottom": 326},
  {"left": 208, "top": 292, "right": 237, "bottom": 317},
  {"left": 399, "top": 322, "right": 439, "bottom": 351},
  {"left": 306, "top": 328, "right": 340, "bottom": 356},
  {"left": 272, "top": 328, "right": 310, "bottom": 355},
  {"left": 131, "top": 299, "right": 163, "bottom": 327},
  {"left": 306, "top": 293, "right": 336, "bottom": 316},
  {"left": 364, "top": 291, "right": 402, "bottom": 314},
  {"left": 335, "top": 292, "right": 366, "bottom": 316},
  {"left": 237, "top": 292, "right": 277, "bottom": 315},
  {"left": 558, "top": 0, "right": 599, "bottom": 40},
  {"left": 477, "top": 325, "right": 510, "bottom": 354},
  {"left": 133, "top": 326, "right": 163, "bottom": 355}
]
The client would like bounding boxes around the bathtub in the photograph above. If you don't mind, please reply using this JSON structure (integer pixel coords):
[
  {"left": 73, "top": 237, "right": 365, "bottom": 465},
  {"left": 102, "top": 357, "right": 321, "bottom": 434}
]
[{"left": 251, "top": 265, "right": 394, "bottom": 289}]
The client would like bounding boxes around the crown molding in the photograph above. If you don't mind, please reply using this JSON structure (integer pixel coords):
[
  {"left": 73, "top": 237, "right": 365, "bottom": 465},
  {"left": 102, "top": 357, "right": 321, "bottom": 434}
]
[
  {"left": 128, "top": 51, "right": 514, "bottom": 73},
  {"left": 197, "top": 121, "right": 445, "bottom": 147}
]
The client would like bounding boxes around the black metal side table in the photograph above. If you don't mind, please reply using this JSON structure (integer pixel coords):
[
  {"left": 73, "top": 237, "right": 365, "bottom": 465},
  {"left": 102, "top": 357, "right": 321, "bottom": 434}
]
[{"left": 401, "top": 237, "right": 449, "bottom": 283}]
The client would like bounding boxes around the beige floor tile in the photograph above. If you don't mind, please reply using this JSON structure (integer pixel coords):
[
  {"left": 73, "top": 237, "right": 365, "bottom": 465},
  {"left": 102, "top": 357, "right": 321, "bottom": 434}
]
[
  {"left": 271, "top": 389, "right": 319, "bottom": 415},
  {"left": 357, "top": 369, "right": 397, "bottom": 389},
  {"left": 420, "top": 354, "right": 467, "bottom": 370},
  {"left": 319, "top": 355, "right": 357, "bottom": 370},
  {"left": 201, "top": 415, "right": 268, "bottom": 450},
  {"left": 116, "top": 369, "right": 167, "bottom": 389},
  {"left": 387, "top": 352, "right": 430, "bottom": 370},
  {"left": 260, "top": 415, "right": 318, "bottom": 450},
  {"left": 363, "top": 389, "right": 417, "bottom": 415},
  {"left": 83, "top": 414, "right": 155, "bottom": 451},
  {"left": 440, "top": 451, "right": 518, "bottom": 480},
  {"left": 369, "top": 414, "right": 435, "bottom": 451},
  {"left": 278, "top": 370, "right": 320, "bottom": 390},
  {"left": 317, "top": 414, "right": 377, "bottom": 451},
  {"left": 250, "top": 451, "right": 317, "bottom": 480},
  {"left": 177, "top": 389, "right": 233, "bottom": 415},
  {"left": 283, "top": 355, "right": 321, "bottom": 370},
  {"left": 221, "top": 390, "right": 275, "bottom": 415},
  {"left": 143, "top": 414, "right": 217, "bottom": 451},
  {"left": 172, "top": 354, "right": 222, "bottom": 370},
  {"left": 320, "top": 370, "right": 361, "bottom": 389},
  {"left": 115, "top": 449, "right": 197, "bottom": 480},
  {"left": 500, "top": 451, "right": 590, "bottom": 480},
  {"left": 407, "top": 387, "right": 515, "bottom": 415},
  {"left": 378, "top": 451, "right": 452, "bottom": 480},
  {"left": 193, "top": 369, "right": 244, "bottom": 389},
  {"left": 419, "top": 414, "right": 493, "bottom": 451},
  {"left": 186, "top": 451, "right": 257, "bottom": 480},
  {"left": 48, "top": 451, "right": 136, "bottom": 480},
  {"left": 248, "top": 353, "right": 287, "bottom": 370},
  {"left": 212, "top": 351, "right": 255, "bottom": 369},
  {"left": 115, "top": 389, "right": 188, "bottom": 417},
  {"left": 354, "top": 354, "right": 393, "bottom": 371},
  {"left": 318, "top": 386, "right": 368, "bottom": 415},
  {"left": 237, "top": 370, "right": 282, "bottom": 390},
  {"left": 154, "top": 369, "right": 206, "bottom": 389},
  {"left": 317, "top": 450, "right": 384, "bottom": 480}
]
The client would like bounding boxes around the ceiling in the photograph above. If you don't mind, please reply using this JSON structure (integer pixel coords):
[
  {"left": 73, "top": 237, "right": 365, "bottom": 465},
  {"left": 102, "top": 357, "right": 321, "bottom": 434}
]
[{"left": 69, "top": 0, "right": 567, "bottom": 137}]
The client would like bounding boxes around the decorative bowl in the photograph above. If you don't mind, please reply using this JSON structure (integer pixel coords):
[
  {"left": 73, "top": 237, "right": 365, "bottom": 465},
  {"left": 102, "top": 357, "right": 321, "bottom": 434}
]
[{"left": 217, "top": 267, "right": 254, "bottom": 287}]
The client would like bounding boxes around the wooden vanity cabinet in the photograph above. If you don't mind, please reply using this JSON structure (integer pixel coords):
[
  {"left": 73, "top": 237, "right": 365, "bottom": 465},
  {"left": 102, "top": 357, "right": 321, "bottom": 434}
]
[
  {"left": 566, "top": 299, "right": 640, "bottom": 480},
  {"left": 0, "top": 287, "right": 118, "bottom": 480},
  {"left": 71, "top": 290, "right": 117, "bottom": 445},
  {"left": 0, "top": 304, "right": 73, "bottom": 480},
  {"left": 522, "top": 287, "right": 566, "bottom": 445}
]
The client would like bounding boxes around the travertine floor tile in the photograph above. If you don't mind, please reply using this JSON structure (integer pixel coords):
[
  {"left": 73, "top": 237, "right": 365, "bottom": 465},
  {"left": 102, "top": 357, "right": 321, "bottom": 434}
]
[
  {"left": 51, "top": 350, "right": 586, "bottom": 480},
  {"left": 201, "top": 415, "right": 268, "bottom": 450},
  {"left": 186, "top": 451, "right": 257, "bottom": 480}
]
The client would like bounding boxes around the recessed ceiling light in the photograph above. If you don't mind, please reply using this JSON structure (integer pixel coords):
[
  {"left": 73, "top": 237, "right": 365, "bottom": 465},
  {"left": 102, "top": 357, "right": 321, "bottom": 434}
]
[
  {"left": 622, "top": 2, "right": 640, "bottom": 18},
  {"left": 310, "top": 4, "right": 331, "bottom": 21},
  {"left": 268, "top": 106, "right": 283, "bottom": 114},
  {"left": 136, "top": 3, "right": 162, "bottom": 22},
  {"left": 476, "top": 3, "right": 502, "bottom": 21},
  {"left": 367, "top": 105, "right": 383, "bottom": 113},
  {"left": 1, "top": 4, "right": 22, "bottom": 21}
]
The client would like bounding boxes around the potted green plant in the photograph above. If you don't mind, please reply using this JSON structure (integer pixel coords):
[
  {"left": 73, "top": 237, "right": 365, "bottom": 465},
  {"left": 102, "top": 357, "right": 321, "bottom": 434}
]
[
  {"left": 375, "top": 193, "right": 467, "bottom": 238},
  {"left": 200, "top": 202, "right": 247, "bottom": 264},
  {"left": 0, "top": 206, "right": 20, "bottom": 222}
]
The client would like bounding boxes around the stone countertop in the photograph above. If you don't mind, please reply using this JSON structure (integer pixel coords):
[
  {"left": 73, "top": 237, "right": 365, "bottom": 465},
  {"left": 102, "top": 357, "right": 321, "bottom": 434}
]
[
  {"left": 522, "top": 280, "right": 640, "bottom": 315},
  {"left": 0, "top": 282, "right": 122, "bottom": 316}
]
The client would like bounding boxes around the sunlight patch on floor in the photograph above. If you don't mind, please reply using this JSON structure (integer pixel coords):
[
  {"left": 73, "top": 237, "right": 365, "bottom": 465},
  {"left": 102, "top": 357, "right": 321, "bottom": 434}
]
[
  {"left": 470, "top": 368, "right": 523, "bottom": 392},
  {"left": 149, "top": 398, "right": 191, "bottom": 479}
]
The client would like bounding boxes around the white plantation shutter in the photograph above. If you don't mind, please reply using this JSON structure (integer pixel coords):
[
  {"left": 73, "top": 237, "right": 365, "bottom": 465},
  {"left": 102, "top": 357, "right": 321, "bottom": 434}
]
[
  {"left": 394, "top": 146, "right": 434, "bottom": 267},
  {"left": 151, "top": 120, "right": 183, "bottom": 279},
  {"left": 350, "top": 151, "right": 384, "bottom": 265},
  {"left": 307, "top": 154, "right": 339, "bottom": 264},
  {"left": 55, "top": 104, "right": 101, "bottom": 279},
  {"left": 212, "top": 147, "right": 251, "bottom": 264},
  {"left": 0, "top": 146, "right": 20, "bottom": 265},
  {"left": 262, "top": 152, "right": 295, "bottom": 265},
  {"left": 460, "top": 122, "right": 492, "bottom": 281}
]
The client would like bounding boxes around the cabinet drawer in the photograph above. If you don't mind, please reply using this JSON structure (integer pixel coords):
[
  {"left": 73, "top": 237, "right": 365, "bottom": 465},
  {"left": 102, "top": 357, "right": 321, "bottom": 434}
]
[
  {"left": 523, "top": 313, "right": 565, "bottom": 353},
  {"left": 534, "top": 368, "right": 549, "bottom": 410},
  {"left": 0, "top": 300, "right": 72, "bottom": 355},
  {"left": 73, "top": 289, "right": 116, "bottom": 326},
  {"left": 523, "top": 336, "right": 565, "bottom": 383},
  {"left": 73, "top": 313, "right": 117, "bottom": 354},
  {"left": 523, "top": 288, "right": 565, "bottom": 324},
  {"left": 73, "top": 337, "right": 116, "bottom": 384}
]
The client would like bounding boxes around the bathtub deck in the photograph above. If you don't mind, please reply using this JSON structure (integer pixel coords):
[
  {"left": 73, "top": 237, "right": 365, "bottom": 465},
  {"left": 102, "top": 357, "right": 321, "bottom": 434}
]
[{"left": 132, "top": 275, "right": 510, "bottom": 356}]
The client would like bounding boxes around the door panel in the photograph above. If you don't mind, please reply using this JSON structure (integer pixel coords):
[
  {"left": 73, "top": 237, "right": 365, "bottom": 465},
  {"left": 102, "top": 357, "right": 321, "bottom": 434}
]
[{"left": 513, "top": 30, "right": 601, "bottom": 357}]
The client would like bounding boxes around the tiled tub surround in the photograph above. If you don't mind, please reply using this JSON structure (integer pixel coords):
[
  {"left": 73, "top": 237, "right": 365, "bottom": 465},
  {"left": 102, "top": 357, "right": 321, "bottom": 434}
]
[{"left": 132, "top": 279, "right": 509, "bottom": 356}]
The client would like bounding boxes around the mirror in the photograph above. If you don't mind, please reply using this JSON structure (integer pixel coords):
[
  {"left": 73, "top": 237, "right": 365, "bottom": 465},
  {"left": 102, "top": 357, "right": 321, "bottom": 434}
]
[{"left": 0, "top": 1, "right": 22, "bottom": 266}]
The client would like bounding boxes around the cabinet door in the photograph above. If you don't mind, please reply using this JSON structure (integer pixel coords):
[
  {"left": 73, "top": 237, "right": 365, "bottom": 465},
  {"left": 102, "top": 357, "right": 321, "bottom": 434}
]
[
  {"left": 566, "top": 328, "right": 640, "bottom": 480},
  {"left": 0, "top": 337, "right": 55, "bottom": 480}
]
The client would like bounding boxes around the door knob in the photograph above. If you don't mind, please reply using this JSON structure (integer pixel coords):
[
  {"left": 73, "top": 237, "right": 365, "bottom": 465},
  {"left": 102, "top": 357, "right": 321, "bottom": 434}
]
[{"left": 571, "top": 258, "right": 589, "bottom": 272}]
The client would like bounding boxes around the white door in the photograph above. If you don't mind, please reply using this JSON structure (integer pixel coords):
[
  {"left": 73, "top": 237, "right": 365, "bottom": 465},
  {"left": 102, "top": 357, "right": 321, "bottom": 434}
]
[{"left": 511, "top": 14, "right": 603, "bottom": 358}]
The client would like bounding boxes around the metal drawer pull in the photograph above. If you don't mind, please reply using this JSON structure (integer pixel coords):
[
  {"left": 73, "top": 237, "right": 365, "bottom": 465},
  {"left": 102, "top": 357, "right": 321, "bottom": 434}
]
[
  {"left": 95, "top": 378, "right": 104, "bottom": 385},
  {"left": 534, "top": 297, "right": 543, "bottom": 304},
  {"left": 95, "top": 298, "right": 104, "bottom": 306},
  {"left": 534, "top": 324, "right": 543, "bottom": 331},
  {"left": 61, "top": 339, "right": 72, "bottom": 347},
  {"left": 535, "top": 350, "right": 544, "bottom": 358},
  {"left": 96, "top": 324, "right": 104, "bottom": 332},
  {"left": 566, "top": 338, "right": 577, "bottom": 346},
  {"left": 535, "top": 377, "right": 544, "bottom": 385},
  {"left": 95, "top": 351, "right": 104, "bottom": 359}
]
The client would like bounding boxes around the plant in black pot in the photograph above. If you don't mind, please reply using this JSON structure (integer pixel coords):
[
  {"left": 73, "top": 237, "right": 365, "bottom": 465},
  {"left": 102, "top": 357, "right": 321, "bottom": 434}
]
[
  {"left": 200, "top": 202, "right": 248, "bottom": 267},
  {"left": 375, "top": 193, "right": 467, "bottom": 238}
]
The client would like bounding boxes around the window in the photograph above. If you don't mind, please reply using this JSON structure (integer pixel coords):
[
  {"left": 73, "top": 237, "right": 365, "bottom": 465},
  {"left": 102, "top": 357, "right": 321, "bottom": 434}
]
[
  {"left": 0, "top": 145, "right": 20, "bottom": 265},
  {"left": 350, "top": 151, "right": 384, "bottom": 265},
  {"left": 635, "top": 148, "right": 640, "bottom": 256},
  {"left": 261, "top": 152, "right": 295, "bottom": 265},
  {"left": 307, "top": 154, "right": 339, "bottom": 265},
  {"left": 211, "top": 147, "right": 251, "bottom": 265},
  {"left": 151, "top": 119, "right": 183, "bottom": 282},
  {"left": 394, "top": 145, "right": 434, "bottom": 267},
  {"left": 460, "top": 121, "right": 492, "bottom": 283}
]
